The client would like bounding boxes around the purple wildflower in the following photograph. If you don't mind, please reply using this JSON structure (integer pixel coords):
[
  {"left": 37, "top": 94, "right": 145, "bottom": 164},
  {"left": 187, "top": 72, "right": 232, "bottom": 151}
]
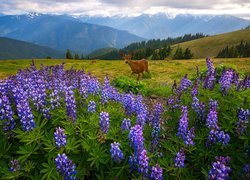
[
  {"left": 129, "top": 124, "right": 144, "bottom": 152},
  {"left": 177, "top": 106, "right": 189, "bottom": 140},
  {"left": 138, "top": 149, "right": 149, "bottom": 176},
  {"left": 110, "top": 142, "right": 124, "bottom": 163},
  {"left": 174, "top": 148, "right": 186, "bottom": 168},
  {"left": 87, "top": 100, "right": 96, "bottom": 113},
  {"left": 65, "top": 86, "right": 77, "bottom": 122},
  {"left": 178, "top": 74, "right": 192, "bottom": 92},
  {"left": 99, "top": 112, "right": 110, "bottom": 134},
  {"left": 10, "top": 159, "right": 20, "bottom": 172},
  {"left": 208, "top": 156, "right": 231, "bottom": 180},
  {"left": 192, "top": 97, "right": 206, "bottom": 123},
  {"left": 55, "top": 153, "right": 77, "bottom": 179},
  {"left": 206, "top": 58, "right": 215, "bottom": 73},
  {"left": 121, "top": 118, "right": 131, "bottom": 131},
  {"left": 219, "top": 69, "right": 234, "bottom": 94},
  {"left": 209, "top": 99, "right": 218, "bottom": 110},
  {"left": 207, "top": 129, "right": 230, "bottom": 146},
  {"left": 54, "top": 127, "right": 67, "bottom": 148},
  {"left": 235, "top": 108, "right": 249, "bottom": 135},
  {"left": 185, "top": 127, "right": 195, "bottom": 146},
  {"left": 191, "top": 82, "right": 198, "bottom": 97},
  {"left": 151, "top": 164, "right": 163, "bottom": 180},
  {"left": 206, "top": 109, "right": 220, "bottom": 130}
]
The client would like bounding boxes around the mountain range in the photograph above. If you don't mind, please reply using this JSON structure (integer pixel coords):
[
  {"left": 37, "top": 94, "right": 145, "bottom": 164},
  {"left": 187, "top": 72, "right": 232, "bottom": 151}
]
[
  {"left": 0, "top": 12, "right": 249, "bottom": 58},
  {"left": 77, "top": 13, "right": 250, "bottom": 39},
  {"left": 0, "top": 13, "right": 144, "bottom": 54},
  {"left": 0, "top": 37, "right": 64, "bottom": 59}
]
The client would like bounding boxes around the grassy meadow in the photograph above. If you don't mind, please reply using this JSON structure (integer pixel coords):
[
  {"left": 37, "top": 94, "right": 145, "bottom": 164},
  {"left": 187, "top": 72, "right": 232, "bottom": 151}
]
[
  {"left": 172, "top": 29, "right": 250, "bottom": 58},
  {"left": 0, "top": 58, "right": 249, "bottom": 96}
]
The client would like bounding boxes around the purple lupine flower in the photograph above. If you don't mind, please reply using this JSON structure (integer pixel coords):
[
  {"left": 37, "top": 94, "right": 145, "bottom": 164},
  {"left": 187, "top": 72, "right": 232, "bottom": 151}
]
[
  {"left": 12, "top": 85, "right": 36, "bottom": 131},
  {"left": 129, "top": 155, "right": 138, "bottom": 172},
  {"left": 167, "top": 96, "right": 175, "bottom": 106},
  {"left": 99, "top": 112, "right": 110, "bottom": 134},
  {"left": 136, "top": 111, "right": 147, "bottom": 127},
  {"left": 206, "top": 58, "right": 215, "bottom": 73},
  {"left": 209, "top": 99, "right": 218, "bottom": 110},
  {"left": 0, "top": 94, "right": 16, "bottom": 133},
  {"left": 219, "top": 69, "right": 234, "bottom": 94},
  {"left": 151, "top": 164, "right": 163, "bottom": 180},
  {"left": 10, "top": 159, "right": 20, "bottom": 172},
  {"left": 217, "top": 130, "right": 230, "bottom": 145},
  {"left": 177, "top": 106, "right": 189, "bottom": 140},
  {"left": 65, "top": 86, "right": 77, "bottom": 122},
  {"left": 122, "top": 93, "right": 134, "bottom": 116},
  {"left": 55, "top": 153, "right": 77, "bottom": 179},
  {"left": 121, "top": 118, "right": 131, "bottom": 131},
  {"left": 192, "top": 97, "right": 206, "bottom": 123},
  {"left": 207, "top": 129, "right": 230, "bottom": 146},
  {"left": 110, "top": 142, "right": 124, "bottom": 163},
  {"left": 129, "top": 124, "right": 144, "bottom": 152},
  {"left": 185, "top": 127, "right": 195, "bottom": 146},
  {"left": 87, "top": 77, "right": 100, "bottom": 95},
  {"left": 208, "top": 156, "right": 231, "bottom": 180},
  {"left": 54, "top": 127, "right": 67, "bottom": 148},
  {"left": 206, "top": 109, "right": 220, "bottom": 130},
  {"left": 151, "top": 103, "right": 163, "bottom": 151},
  {"left": 138, "top": 149, "right": 149, "bottom": 176},
  {"left": 235, "top": 108, "right": 249, "bottom": 135},
  {"left": 174, "top": 148, "right": 185, "bottom": 168},
  {"left": 178, "top": 74, "right": 192, "bottom": 92},
  {"left": 87, "top": 100, "right": 96, "bottom": 113},
  {"left": 191, "top": 82, "right": 198, "bottom": 97}
]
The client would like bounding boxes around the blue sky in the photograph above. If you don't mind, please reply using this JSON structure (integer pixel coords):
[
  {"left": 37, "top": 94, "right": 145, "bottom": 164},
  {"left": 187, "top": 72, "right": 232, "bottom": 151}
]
[{"left": 1, "top": 0, "right": 250, "bottom": 19}]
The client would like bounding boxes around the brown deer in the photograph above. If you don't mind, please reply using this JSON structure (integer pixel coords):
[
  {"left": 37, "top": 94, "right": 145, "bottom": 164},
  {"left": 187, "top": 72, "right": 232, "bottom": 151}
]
[{"left": 123, "top": 54, "right": 149, "bottom": 80}]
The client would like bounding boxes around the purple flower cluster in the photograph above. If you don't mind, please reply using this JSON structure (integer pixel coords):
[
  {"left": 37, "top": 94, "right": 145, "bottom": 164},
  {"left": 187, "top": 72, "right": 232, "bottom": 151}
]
[
  {"left": 122, "top": 93, "right": 134, "bottom": 116},
  {"left": 129, "top": 124, "right": 144, "bottom": 151},
  {"left": 151, "top": 103, "right": 163, "bottom": 151},
  {"left": 87, "top": 100, "right": 96, "bottom": 113},
  {"left": 55, "top": 153, "right": 77, "bottom": 180},
  {"left": 121, "top": 118, "right": 131, "bottom": 131},
  {"left": 177, "top": 106, "right": 195, "bottom": 146},
  {"left": 110, "top": 142, "right": 124, "bottom": 163},
  {"left": 208, "top": 156, "right": 231, "bottom": 180},
  {"left": 235, "top": 108, "right": 249, "bottom": 135},
  {"left": 206, "top": 105, "right": 230, "bottom": 146},
  {"left": 240, "top": 164, "right": 250, "bottom": 179},
  {"left": 54, "top": 127, "right": 67, "bottom": 148},
  {"left": 99, "top": 112, "right": 110, "bottom": 134},
  {"left": 174, "top": 148, "right": 186, "bottom": 168},
  {"left": 178, "top": 74, "right": 192, "bottom": 93},
  {"left": 65, "top": 86, "right": 77, "bottom": 122},
  {"left": 10, "top": 159, "right": 20, "bottom": 172},
  {"left": 138, "top": 149, "right": 149, "bottom": 175},
  {"left": 0, "top": 93, "right": 16, "bottom": 133},
  {"left": 219, "top": 69, "right": 234, "bottom": 94},
  {"left": 13, "top": 85, "right": 36, "bottom": 131},
  {"left": 204, "top": 58, "right": 216, "bottom": 90},
  {"left": 151, "top": 164, "right": 163, "bottom": 180},
  {"left": 191, "top": 96, "right": 206, "bottom": 123},
  {"left": 209, "top": 99, "right": 218, "bottom": 110}
]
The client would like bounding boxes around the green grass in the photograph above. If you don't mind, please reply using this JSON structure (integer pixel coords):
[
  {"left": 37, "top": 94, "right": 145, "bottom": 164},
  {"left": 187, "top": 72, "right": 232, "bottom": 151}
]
[
  {"left": 0, "top": 58, "right": 249, "bottom": 96},
  {"left": 171, "top": 29, "right": 250, "bottom": 58}
]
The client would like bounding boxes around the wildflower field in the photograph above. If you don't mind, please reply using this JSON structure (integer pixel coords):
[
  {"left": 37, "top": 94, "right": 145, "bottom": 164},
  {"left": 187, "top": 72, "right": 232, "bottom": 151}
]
[{"left": 0, "top": 58, "right": 249, "bottom": 179}]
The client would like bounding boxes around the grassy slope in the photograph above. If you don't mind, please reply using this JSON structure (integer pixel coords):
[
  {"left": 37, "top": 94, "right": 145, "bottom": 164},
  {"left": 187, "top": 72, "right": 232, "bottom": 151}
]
[
  {"left": 171, "top": 29, "right": 250, "bottom": 58},
  {"left": 0, "top": 58, "right": 249, "bottom": 96},
  {"left": 88, "top": 47, "right": 118, "bottom": 58},
  {"left": 0, "top": 37, "right": 64, "bottom": 59}
]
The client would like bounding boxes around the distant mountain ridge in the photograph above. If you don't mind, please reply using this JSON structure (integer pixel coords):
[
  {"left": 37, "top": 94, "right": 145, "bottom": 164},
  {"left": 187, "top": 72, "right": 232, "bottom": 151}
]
[
  {"left": 76, "top": 13, "right": 250, "bottom": 39},
  {"left": 0, "top": 37, "right": 64, "bottom": 59},
  {"left": 0, "top": 13, "right": 144, "bottom": 54}
]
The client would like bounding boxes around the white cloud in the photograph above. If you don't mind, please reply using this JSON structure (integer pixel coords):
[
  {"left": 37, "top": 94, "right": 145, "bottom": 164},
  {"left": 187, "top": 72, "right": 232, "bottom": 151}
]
[{"left": 0, "top": 0, "right": 249, "bottom": 19}]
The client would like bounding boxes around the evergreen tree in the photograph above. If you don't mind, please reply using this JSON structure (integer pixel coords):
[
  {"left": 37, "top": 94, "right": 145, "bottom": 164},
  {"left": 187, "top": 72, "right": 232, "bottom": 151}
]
[
  {"left": 184, "top": 48, "right": 193, "bottom": 59},
  {"left": 74, "top": 54, "right": 80, "bottom": 60},
  {"left": 66, "top": 49, "right": 73, "bottom": 59}
]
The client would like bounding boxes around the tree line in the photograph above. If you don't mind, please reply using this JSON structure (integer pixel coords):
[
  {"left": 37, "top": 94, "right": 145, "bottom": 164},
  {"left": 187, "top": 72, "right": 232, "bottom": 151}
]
[{"left": 216, "top": 41, "right": 250, "bottom": 58}]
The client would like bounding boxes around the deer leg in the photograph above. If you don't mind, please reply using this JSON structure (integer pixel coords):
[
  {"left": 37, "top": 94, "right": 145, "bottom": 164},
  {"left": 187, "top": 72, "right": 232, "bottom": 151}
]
[{"left": 137, "top": 73, "right": 140, "bottom": 81}]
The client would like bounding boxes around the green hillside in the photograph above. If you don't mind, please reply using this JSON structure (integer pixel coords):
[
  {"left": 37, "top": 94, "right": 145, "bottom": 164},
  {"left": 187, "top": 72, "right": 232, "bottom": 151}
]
[
  {"left": 171, "top": 29, "right": 250, "bottom": 58},
  {"left": 0, "top": 37, "right": 64, "bottom": 60},
  {"left": 88, "top": 47, "right": 118, "bottom": 58}
]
